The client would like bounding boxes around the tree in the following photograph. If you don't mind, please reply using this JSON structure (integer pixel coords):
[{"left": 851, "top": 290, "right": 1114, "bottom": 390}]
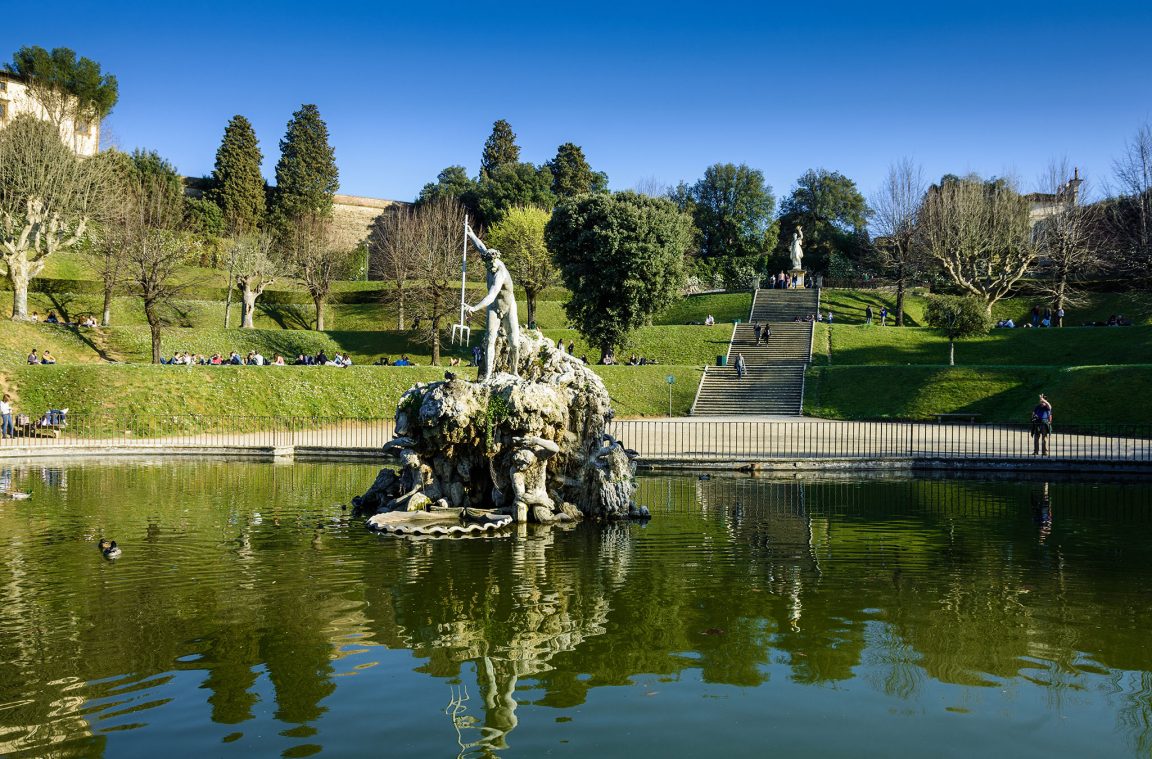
[
  {"left": 487, "top": 206, "right": 554, "bottom": 326},
  {"left": 1033, "top": 161, "right": 1097, "bottom": 326},
  {"left": 924, "top": 295, "right": 992, "bottom": 365},
  {"left": 210, "top": 115, "right": 266, "bottom": 236},
  {"left": 368, "top": 205, "right": 423, "bottom": 329},
  {"left": 270, "top": 104, "right": 338, "bottom": 232},
  {"left": 6, "top": 46, "right": 118, "bottom": 139},
  {"left": 408, "top": 197, "right": 467, "bottom": 366},
  {"left": 85, "top": 148, "right": 136, "bottom": 326},
  {"left": 870, "top": 159, "right": 929, "bottom": 326},
  {"left": 231, "top": 233, "right": 278, "bottom": 328},
  {"left": 416, "top": 165, "right": 480, "bottom": 220},
  {"left": 546, "top": 143, "right": 608, "bottom": 198},
  {"left": 917, "top": 175, "right": 1034, "bottom": 315},
  {"left": 281, "top": 213, "right": 351, "bottom": 330},
  {"left": 689, "top": 163, "right": 776, "bottom": 259},
  {"left": 1108, "top": 123, "right": 1152, "bottom": 283},
  {"left": 0, "top": 115, "right": 107, "bottom": 319},
  {"left": 778, "top": 168, "right": 870, "bottom": 274},
  {"left": 546, "top": 191, "right": 691, "bottom": 361},
  {"left": 480, "top": 119, "right": 520, "bottom": 178},
  {"left": 117, "top": 151, "right": 196, "bottom": 363},
  {"left": 475, "top": 162, "right": 555, "bottom": 226}
]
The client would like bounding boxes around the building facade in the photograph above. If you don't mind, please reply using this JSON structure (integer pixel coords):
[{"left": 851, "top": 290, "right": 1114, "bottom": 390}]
[{"left": 0, "top": 71, "right": 101, "bottom": 156}]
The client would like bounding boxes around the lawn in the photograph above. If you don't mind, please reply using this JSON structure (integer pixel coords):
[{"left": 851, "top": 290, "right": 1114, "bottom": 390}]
[
  {"left": 811, "top": 324, "right": 1152, "bottom": 366},
  {"left": 1, "top": 362, "right": 701, "bottom": 420},
  {"left": 804, "top": 364, "right": 1152, "bottom": 425}
]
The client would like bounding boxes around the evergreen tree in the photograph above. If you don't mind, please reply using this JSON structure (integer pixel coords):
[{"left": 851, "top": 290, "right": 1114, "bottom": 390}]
[
  {"left": 271, "top": 104, "right": 338, "bottom": 230},
  {"left": 211, "top": 115, "right": 266, "bottom": 235},
  {"left": 480, "top": 119, "right": 520, "bottom": 178},
  {"left": 778, "top": 168, "right": 870, "bottom": 273},
  {"left": 475, "top": 162, "right": 555, "bottom": 226},
  {"left": 689, "top": 163, "right": 777, "bottom": 259},
  {"left": 546, "top": 192, "right": 690, "bottom": 361},
  {"left": 546, "top": 142, "right": 608, "bottom": 198}
]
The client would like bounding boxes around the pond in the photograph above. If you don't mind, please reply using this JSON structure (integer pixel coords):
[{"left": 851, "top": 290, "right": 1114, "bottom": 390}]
[{"left": 1, "top": 460, "right": 1150, "bottom": 757}]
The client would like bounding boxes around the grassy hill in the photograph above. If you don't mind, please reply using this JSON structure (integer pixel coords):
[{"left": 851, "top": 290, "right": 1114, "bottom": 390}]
[{"left": 4, "top": 254, "right": 1151, "bottom": 424}]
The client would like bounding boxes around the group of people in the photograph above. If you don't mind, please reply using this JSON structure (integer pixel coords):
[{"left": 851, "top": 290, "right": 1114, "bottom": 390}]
[
  {"left": 769, "top": 271, "right": 808, "bottom": 289},
  {"left": 28, "top": 311, "right": 99, "bottom": 328},
  {"left": 27, "top": 349, "right": 57, "bottom": 365},
  {"left": 372, "top": 355, "right": 416, "bottom": 366},
  {"left": 158, "top": 350, "right": 358, "bottom": 366},
  {"left": 791, "top": 312, "right": 834, "bottom": 324},
  {"left": 863, "top": 305, "right": 889, "bottom": 326}
]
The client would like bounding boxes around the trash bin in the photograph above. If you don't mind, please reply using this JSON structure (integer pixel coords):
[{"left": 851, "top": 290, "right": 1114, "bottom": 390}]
[{"left": 717, "top": 355, "right": 727, "bottom": 367}]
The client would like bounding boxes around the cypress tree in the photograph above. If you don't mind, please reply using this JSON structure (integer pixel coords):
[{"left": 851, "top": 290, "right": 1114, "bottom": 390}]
[
  {"left": 546, "top": 142, "right": 608, "bottom": 198},
  {"left": 210, "top": 115, "right": 266, "bottom": 235},
  {"left": 480, "top": 119, "right": 520, "bottom": 178},
  {"left": 272, "top": 104, "right": 339, "bottom": 228}
]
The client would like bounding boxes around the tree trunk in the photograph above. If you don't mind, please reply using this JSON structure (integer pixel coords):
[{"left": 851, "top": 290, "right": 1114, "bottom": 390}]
[
  {"left": 224, "top": 251, "right": 238, "bottom": 328},
  {"left": 7, "top": 263, "right": 30, "bottom": 320},
  {"left": 948, "top": 338, "right": 955, "bottom": 366},
  {"left": 241, "top": 286, "right": 258, "bottom": 329},
  {"left": 313, "top": 294, "right": 325, "bottom": 331},
  {"left": 145, "top": 301, "right": 162, "bottom": 363},
  {"left": 395, "top": 284, "right": 405, "bottom": 330},
  {"left": 101, "top": 284, "right": 114, "bottom": 327},
  {"left": 526, "top": 289, "right": 537, "bottom": 327},
  {"left": 895, "top": 266, "right": 906, "bottom": 327},
  {"left": 431, "top": 315, "right": 442, "bottom": 365},
  {"left": 1055, "top": 279, "right": 1067, "bottom": 328}
]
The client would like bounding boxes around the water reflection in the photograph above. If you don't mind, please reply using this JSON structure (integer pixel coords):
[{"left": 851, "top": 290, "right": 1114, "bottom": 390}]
[{"left": 0, "top": 461, "right": 1150, "bottom": 757}]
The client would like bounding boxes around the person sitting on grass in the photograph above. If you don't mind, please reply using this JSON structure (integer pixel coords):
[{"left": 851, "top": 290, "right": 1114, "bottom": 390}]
[
  {"left": 394, "top": 355, "right": 412, "bottom": 366},
  {"left": 229, "top": 351, "right": 242, "bottom": 365},
  {"left": 46, "top": 311, "right": 59, "bottom": 324},
  {"left": 40, "top": 350, "right": 56, "bottom": 365},
  {"left": 80, "top": 315, "right": 98, "bottom": 328},
  {"left": 27, "top": 349, "right": 40, "bottom": 365}
]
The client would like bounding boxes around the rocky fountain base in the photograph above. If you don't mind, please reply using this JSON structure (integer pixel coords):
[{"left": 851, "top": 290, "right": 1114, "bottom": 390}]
[{"left": 353, "top": 334, "right": 648, "bottom": 536}]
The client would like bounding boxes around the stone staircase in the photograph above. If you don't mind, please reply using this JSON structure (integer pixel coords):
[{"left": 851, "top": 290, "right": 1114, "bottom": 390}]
[{"left": 690, "top": 288, "right": 819, "bottom": 416}]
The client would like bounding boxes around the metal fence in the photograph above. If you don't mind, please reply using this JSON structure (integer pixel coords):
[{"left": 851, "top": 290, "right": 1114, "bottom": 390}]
[
  {"left": 1, "top": 414, "right": 1149, "bottom": 464},
  {"left": 0, "top": 414, "right": 395, "bottom": 452},
  {"left": 607, "top": 419, "right": 1152, "bottom": 463}
]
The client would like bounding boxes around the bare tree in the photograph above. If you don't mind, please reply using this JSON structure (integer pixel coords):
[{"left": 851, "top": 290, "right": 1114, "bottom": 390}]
[
  {"left": 411, "top": 197, "right": 467, "bottom": 365},
  {"left": 0, "top": 115, "right": 106, "bottom": 319},
  {"left": 1032, "top": 160, "right": 1097, "bottom": 326},
  {"left": 870, "top": 158, "right": 928, "bottom": 326},
  {"left": 282, "top": 213, "right": 349, "bottom": 330},
  {"left": 368, "top": 205, "right": 422, "bottom": 329},
  {"left": 117, "top": 171, "right": 196, "bottom": 363},
  {"left": 230, "top": 233, "right": 278, "bottom": 328},
  {"left": 917, "top": 174, "right": 1034, "bottom": 315},
  {"left": 1109, "top": 123, "right": 1152, "bottom": 282}
]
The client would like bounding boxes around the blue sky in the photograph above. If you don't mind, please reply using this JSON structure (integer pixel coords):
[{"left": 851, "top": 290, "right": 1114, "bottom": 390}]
[{"left": 4, "top": 1, "right": 1150, "bottom": 204}]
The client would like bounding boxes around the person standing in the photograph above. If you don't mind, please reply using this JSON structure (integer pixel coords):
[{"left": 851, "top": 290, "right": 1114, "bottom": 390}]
[
  {"left": 1031, "top": 394, "right": 1053, "bottom": 455},
  {"left": 865, "top": 305, "right": 873, "bottom": 325},
  {"left": 753, "top": 322, "right": 762, "bottom": 343},
  {"left": 735, "top": 353, "right": 747, "bottom": 379},
  {"left": 0, "top": 394, "right": 13, "bottom": 439},
  {"left": 880, "top": 306, "right": 888, "bottom": 326},
  {"left": 760, "top": 323, "right": 771, "bottom": 346}
]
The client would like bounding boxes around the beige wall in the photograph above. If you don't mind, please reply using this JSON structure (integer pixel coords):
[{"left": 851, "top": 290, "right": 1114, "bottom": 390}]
[{"left": 0, "top": 73, "right": 101, "bottom": 157}]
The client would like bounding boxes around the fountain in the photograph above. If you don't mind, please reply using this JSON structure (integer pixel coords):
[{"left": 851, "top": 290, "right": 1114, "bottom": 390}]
[{"left": 354, "top": 225, "right": 648, "bottom": 536}]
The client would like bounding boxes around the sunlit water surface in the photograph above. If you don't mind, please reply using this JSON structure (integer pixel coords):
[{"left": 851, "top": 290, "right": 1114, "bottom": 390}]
[{"left": 0, "top": 459, "right": 1150, "bottom": 758}]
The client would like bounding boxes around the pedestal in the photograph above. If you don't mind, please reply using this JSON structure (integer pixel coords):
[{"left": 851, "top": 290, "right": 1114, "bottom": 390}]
[{"left": 790, "top": 269, "right": 806, "bottom": 288}]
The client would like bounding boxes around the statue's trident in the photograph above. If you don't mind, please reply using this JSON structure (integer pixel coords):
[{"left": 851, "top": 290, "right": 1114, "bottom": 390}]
[{"left": 451, "top": 215, "right": 472, "bottom": 346}]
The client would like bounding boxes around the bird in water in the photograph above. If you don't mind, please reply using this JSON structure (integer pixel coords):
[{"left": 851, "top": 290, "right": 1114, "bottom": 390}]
[
  {"left": 1, "top": 491, "right": 31, "bottom": 500},
  {"left": 98, "top": 538, "right": 121, "bottom": 559}
]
